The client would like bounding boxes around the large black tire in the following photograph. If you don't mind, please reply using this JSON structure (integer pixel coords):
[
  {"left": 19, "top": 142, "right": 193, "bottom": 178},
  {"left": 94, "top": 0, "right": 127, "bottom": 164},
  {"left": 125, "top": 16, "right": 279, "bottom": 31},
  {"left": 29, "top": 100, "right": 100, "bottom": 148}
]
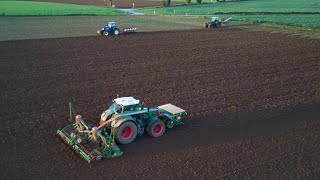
[
  {"left": 114, "top": 28, "right": 120, "bottom": 36},
  {"left": 147, "top": 120, "right": 166, "bottom": 138},
  {"left": 205, "top": 23, "right": 208, "bottom": 28},
  {"left": 114, "top": 121, "right": 137, "bottom": 144},
  {"left": 103, "top": 31, "right": 109, "bottom": 36}
]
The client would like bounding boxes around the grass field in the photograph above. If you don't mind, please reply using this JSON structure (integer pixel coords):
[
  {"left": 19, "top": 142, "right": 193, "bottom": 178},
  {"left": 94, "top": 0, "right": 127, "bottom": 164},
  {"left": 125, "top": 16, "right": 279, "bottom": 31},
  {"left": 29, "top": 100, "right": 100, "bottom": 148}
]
[
  {"left": 138, "top": 0, "right": 320, "bottom": 28},
  {"left": 154, "top": 0, "right": 218, "bottom": 4},
  {"left": 140, "top": 0, "right": 320, "bottom": 14},
  {"left": 0, "top": 1, "right": 122, "bottom": 16}
]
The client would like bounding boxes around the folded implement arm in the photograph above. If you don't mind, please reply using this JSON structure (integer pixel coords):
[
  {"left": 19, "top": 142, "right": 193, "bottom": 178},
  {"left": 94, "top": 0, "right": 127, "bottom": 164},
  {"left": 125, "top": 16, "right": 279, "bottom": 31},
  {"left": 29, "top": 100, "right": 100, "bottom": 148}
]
[{"left": 56, "top": 103, "right": 123, "bottom": 163}]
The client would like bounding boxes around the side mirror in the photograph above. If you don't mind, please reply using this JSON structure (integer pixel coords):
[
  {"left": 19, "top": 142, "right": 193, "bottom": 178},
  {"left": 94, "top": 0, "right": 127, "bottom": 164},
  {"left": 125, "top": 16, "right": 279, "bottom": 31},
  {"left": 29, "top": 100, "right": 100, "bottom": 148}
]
[{"left": 141, "top": 102, "right": 146, "bottom": 109}]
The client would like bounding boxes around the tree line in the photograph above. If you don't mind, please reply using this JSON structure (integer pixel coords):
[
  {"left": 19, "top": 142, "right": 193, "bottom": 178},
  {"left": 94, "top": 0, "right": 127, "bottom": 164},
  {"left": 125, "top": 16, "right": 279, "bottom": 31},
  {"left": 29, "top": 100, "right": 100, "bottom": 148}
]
[{"left": 163, "top": 0, "right": 204, "bottom": 6}]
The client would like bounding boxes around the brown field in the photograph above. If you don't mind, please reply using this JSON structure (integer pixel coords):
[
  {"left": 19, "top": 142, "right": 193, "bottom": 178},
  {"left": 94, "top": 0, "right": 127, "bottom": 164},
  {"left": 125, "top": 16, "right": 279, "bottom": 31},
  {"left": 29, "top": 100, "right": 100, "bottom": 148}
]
[
  {"left": 0, "top": 29, "right": 320, "bottom": 178},
  {"left": 0, "top": 16, "right": 203, "bottom": 42}
]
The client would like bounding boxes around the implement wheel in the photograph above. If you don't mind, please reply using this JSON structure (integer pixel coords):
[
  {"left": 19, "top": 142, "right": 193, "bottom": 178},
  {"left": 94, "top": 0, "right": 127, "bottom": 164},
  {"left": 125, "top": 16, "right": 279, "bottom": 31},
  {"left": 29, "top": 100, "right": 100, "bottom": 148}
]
[
  {"left": 114, "top": 121, "right": 137, "bottom": 144},
  {"left": 147, "top": 120, "right": 166, "bottom": 138}
]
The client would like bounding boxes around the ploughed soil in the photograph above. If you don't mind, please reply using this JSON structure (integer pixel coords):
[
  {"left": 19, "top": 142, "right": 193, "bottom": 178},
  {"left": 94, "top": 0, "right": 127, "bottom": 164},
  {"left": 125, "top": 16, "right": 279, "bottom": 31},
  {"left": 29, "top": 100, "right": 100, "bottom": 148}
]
[
  {"left": 31, "top": 0, "right": 182, "bottom": 7},
  {"left": 0, "top": 29, "right": 320, "bottom": 178}
]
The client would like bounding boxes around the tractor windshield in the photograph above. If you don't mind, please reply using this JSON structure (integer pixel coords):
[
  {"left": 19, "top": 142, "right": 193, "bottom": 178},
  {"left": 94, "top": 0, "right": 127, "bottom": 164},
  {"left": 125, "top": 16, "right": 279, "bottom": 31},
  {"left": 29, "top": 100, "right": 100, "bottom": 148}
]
[
  {"left": 108, "top": 22, "right": 116, "bottom": 28},
  {"left": 109, "top": 103, "right": 120, "bottom": 111},
  {"left": 211, "top": 17, "right": 220, "bottom": 22}
]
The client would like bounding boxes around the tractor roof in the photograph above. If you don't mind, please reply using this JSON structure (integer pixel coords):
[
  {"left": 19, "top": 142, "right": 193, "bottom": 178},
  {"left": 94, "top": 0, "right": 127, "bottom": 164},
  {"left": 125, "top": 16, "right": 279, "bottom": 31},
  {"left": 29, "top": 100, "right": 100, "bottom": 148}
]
[{"left": 114, "top": 97, "right": 140, "bottom": 106}]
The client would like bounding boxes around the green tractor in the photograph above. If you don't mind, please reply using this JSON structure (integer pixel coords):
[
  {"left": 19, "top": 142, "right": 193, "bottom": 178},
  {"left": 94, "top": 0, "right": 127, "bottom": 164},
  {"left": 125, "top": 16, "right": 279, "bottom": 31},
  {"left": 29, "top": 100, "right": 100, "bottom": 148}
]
[
  {"left": 205, "top": 16, "right": 232, "bottom": 28},
  {"left": 57, "top": 97, "right": 187, "bottom": 163}
]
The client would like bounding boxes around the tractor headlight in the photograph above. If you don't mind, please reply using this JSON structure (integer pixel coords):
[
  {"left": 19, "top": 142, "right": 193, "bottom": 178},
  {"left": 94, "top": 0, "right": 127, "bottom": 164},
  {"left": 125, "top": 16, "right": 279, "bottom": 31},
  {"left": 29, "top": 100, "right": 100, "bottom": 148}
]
[
  {"left": 101, "top": 112, "right": 107, "bottom": 121},
  {"left": 176, "top": 116, "right": 181, "bottom": 120}
]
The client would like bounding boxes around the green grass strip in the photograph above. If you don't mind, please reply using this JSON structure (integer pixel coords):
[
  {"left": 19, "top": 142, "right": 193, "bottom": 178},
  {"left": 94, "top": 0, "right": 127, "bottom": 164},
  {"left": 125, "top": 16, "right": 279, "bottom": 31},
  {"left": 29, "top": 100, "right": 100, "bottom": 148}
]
[
  {"left": 139, "top": 0, "right": 320, "bottom": 15},
  {"left": 0, "top": 1, "right": 123, "bottom": 16}
]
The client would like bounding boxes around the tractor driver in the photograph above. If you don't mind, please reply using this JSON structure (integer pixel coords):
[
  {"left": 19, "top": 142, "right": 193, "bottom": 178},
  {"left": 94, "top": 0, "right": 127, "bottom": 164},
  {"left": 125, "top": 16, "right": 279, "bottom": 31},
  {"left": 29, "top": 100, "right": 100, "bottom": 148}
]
[{"left": 213, "top": 19, "right": 218, "bottom": 28}]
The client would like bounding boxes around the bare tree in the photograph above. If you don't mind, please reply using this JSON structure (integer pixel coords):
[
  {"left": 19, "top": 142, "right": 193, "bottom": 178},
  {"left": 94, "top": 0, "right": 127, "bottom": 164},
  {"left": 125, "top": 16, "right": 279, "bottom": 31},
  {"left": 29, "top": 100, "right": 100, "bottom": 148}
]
[
  {"left": 163, "top": 0, "right": 171, "bottom": 6},
  {"left": 105, "top": 0, "right": 113, "bottom": 6}
]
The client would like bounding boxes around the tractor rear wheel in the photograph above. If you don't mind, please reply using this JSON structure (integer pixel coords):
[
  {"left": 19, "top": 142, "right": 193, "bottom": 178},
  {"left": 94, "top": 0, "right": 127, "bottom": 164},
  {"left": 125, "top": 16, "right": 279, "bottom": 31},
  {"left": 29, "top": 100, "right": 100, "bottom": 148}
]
[
  {"left": 205, "top": 23, "right": 208, "bottom": 28},
  {"left": 114, "top": 29, "right": 120, "bottom": 36},
  {"left": 114, "top": 121, "right": 137, "bottom": 144},
  {"left": 147, "top": 120, "right": 166, "bottom": 138},
  {"left": 103, "top": 31, "right": 109, "bottom": 36}
]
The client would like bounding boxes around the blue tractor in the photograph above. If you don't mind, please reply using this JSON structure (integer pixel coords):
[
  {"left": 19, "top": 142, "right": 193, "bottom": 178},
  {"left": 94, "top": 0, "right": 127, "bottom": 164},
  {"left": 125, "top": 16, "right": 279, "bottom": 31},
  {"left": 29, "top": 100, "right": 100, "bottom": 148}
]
[
  {"left": 98, "top": 22, "right": 137, "bottom": 37},
  {"left": 98, "top": 22, "right": 120, "bottom": 36}
]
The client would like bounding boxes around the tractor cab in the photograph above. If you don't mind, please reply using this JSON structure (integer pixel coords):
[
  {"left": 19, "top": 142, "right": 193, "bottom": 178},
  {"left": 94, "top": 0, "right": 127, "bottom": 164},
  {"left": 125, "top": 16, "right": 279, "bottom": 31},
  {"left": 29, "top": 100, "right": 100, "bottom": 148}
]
[
  {"left": 208, "top": 17, "right": 221, "bottom": 24},
  {"left": 113, "top": 97, "right": 143, "bottom": 113},
  {"left": 107, "top": 22, "right": 117, "bottom": 28},
  {"left": 210, "top": 17, "right": 220, "bottom": 22},
  {"left": 101, "top": 97, "right": 146, "bottom": 121}
]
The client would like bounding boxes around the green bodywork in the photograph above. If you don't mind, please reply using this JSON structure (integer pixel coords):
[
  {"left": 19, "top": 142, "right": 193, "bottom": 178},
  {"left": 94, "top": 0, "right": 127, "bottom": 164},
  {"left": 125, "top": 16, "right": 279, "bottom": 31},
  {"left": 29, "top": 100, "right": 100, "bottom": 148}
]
[
  {"left": 159, "top": 108, "right": 186, "bottom": 128},
  {"left": 205, "top": 17, "right": 222, "bottom": 28}
]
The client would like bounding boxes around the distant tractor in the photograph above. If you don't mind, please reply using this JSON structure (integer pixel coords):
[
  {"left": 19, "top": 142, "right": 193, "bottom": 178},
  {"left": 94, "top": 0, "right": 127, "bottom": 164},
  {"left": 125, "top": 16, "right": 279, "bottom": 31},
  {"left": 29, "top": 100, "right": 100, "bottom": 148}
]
[
  {"left": 97, "top": 22, "right": 137, "bottom": 36},
  {"left": 205, "top": 17, "right": 232, "bottom": 28}
]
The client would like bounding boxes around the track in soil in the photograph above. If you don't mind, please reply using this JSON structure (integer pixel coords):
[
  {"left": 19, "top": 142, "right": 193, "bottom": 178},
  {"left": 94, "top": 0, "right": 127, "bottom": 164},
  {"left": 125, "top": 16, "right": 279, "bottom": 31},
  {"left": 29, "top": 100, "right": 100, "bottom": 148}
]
[{"left": 0, "top": 29, "right": 320, "bottom": 178}]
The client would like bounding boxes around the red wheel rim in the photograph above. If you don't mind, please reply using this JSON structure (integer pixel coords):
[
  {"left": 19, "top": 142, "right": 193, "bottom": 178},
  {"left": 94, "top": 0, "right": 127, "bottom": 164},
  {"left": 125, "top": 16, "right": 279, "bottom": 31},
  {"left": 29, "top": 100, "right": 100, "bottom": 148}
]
[
  {"left": 153, "top": 124, "right": 163, "bottom": 135},
  {"left": 121, "top": 126, "right": 133, "bottom": 139}
]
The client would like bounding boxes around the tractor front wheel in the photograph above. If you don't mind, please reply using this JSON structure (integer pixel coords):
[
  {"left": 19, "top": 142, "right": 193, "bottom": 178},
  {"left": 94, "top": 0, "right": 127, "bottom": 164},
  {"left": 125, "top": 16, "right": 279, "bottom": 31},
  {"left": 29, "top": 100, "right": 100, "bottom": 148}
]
[
  {"left": 103, "top": 31, "right": 109, "bottom": 36},
  {"left": 114, "top": 121, "right": 137, "bottom": 144},
  {"left": 147, "top": 120, "right": 166, "bottom": 138}
]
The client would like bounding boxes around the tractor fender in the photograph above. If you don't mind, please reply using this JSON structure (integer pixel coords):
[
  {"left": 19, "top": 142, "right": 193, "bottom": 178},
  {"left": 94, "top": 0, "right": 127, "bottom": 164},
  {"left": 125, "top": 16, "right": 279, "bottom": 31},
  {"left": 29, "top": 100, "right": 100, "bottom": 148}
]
[
  {"left": 158, "top": 113, "right": 173, "bottom": 122},
  {"left": 112, "top": 115, "right": 136, "bottom": 128},
  {"left": 145, "top": 116, "right": 162, "bottom": 130}
]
